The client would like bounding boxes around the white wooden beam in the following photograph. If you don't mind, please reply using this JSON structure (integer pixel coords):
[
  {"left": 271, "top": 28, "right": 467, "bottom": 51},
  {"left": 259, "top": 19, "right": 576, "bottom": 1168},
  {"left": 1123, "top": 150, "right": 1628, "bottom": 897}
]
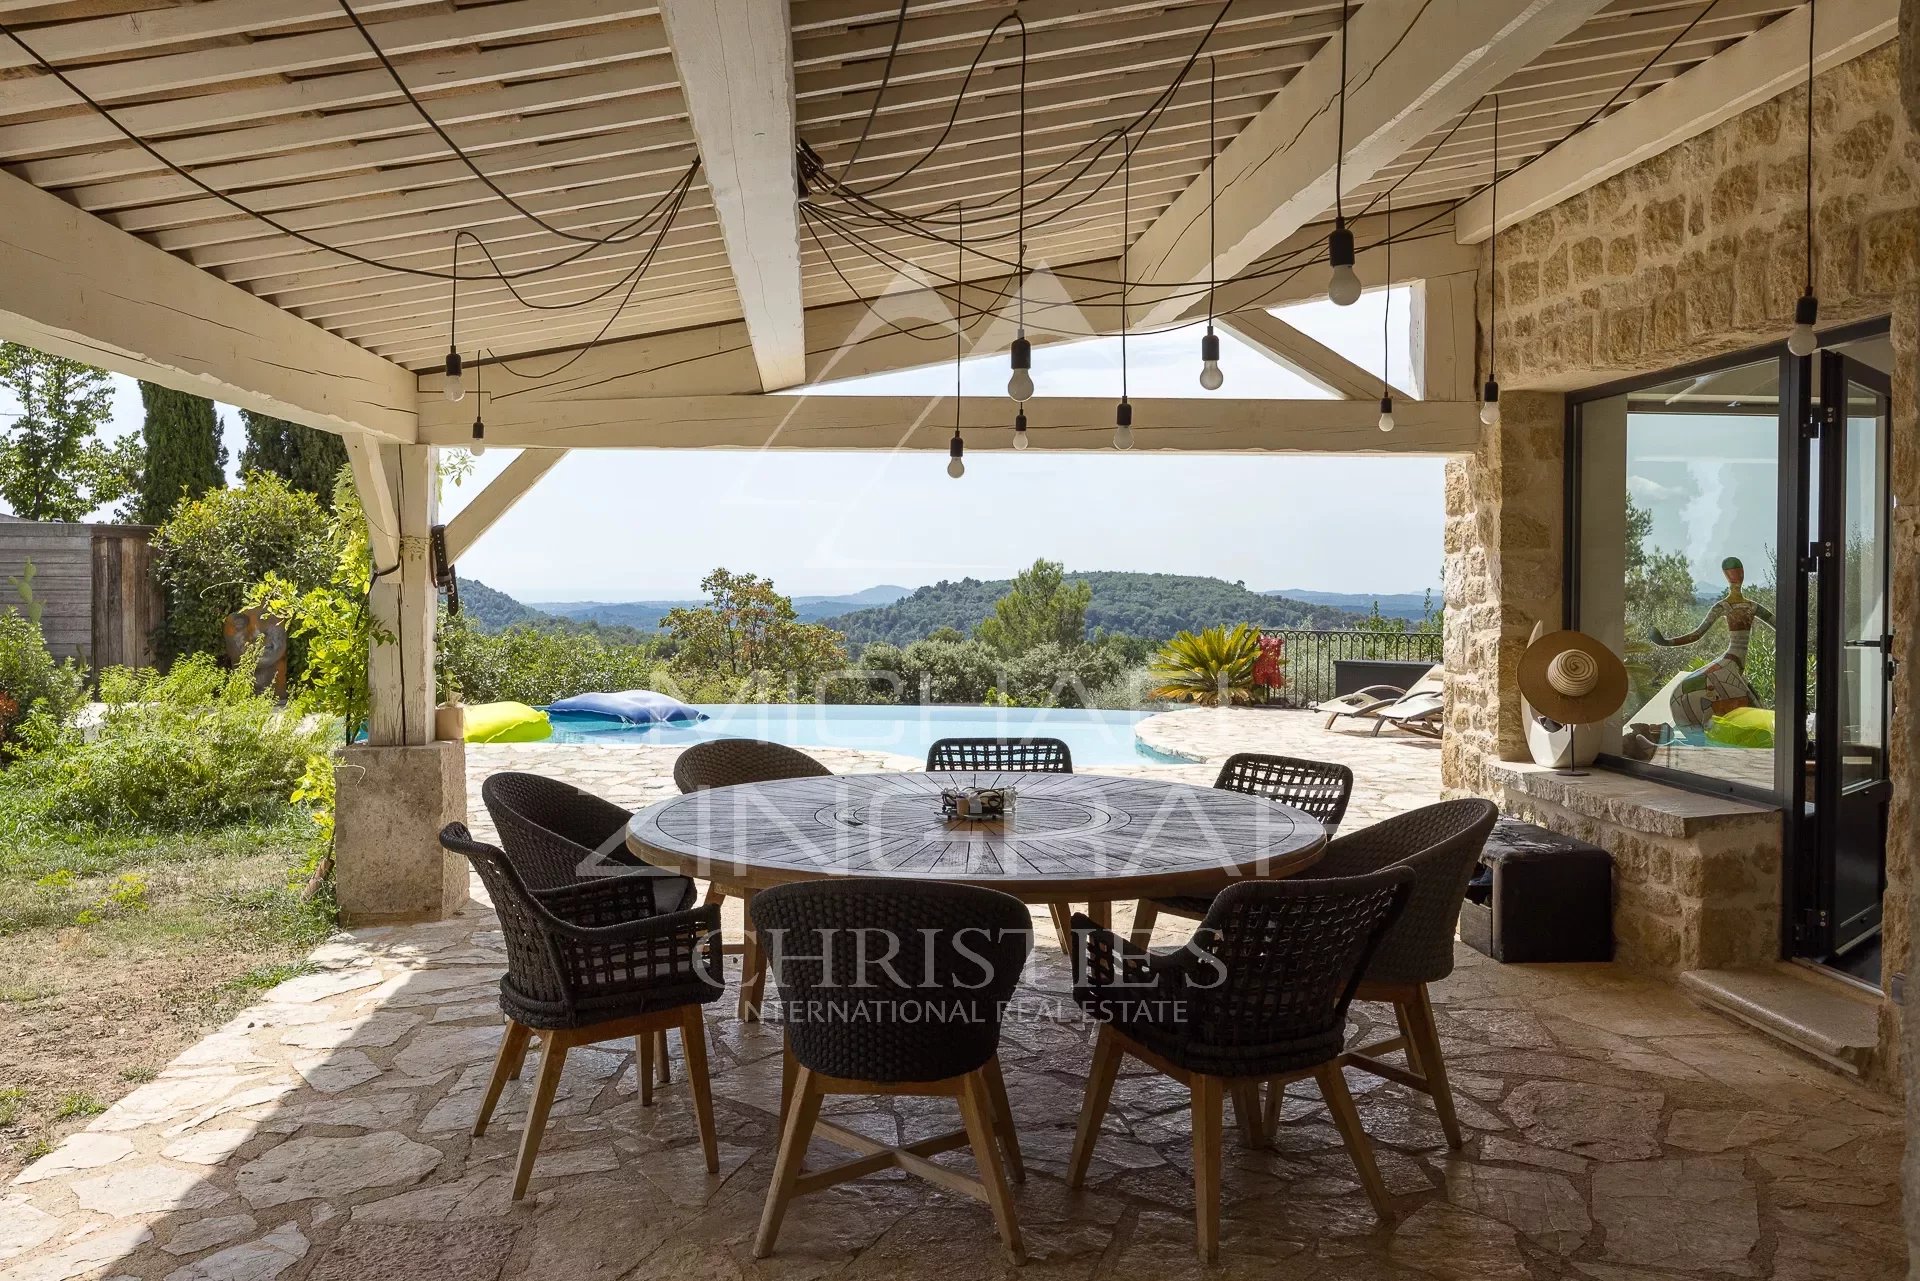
[
  {"left": 1217, "top": 309, "right": 1404, "bottom": 401},
  {"left": 1455, "top": 0, "right": 1899, "bottom": 242},
  {"left": 1411, "top": 271, "right": 1480, "bottom": 402},
  {"left": 442, "top": 449, "right": 569, "bottom": 562},
  {"left": 0, "top": 167, "right": 415, "bottom": 442},
  {"left": 1126, "top": 0, "right": 1610, "bottom": 329},
  {"left": 414, "top": 393, "right": 1481, "bottom": 454},
  {"left": 344, "top": 434, "right": 401, "bottom": 568},
  {"left": 658, "top": 0, "right": 805, "bottom": 391}
]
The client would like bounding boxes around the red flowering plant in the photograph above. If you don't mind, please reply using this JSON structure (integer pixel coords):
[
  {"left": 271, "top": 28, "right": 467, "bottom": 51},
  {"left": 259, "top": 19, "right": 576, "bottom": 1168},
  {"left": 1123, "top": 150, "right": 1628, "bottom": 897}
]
[{"left": 1251, "top": 633, "right": 1287, "bottom": 704}]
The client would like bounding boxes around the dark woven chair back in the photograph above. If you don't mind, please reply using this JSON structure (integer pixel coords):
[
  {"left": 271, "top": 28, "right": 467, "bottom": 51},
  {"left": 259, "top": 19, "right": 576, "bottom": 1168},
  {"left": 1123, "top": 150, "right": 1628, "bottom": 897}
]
[
  {"left": 751, "top": 878, "right": 1033, "bottom": 1083},
  {"left": 483, "top": 771, "right": 632, "bottom": 885},
  {"left": 674, "top": 738, "right": 831, "bottom": 793},
  {"left": 439, "top": 822, "right": 721, "bottom": 1029},
  {"left": 1310, "top": 797, "right": 1498, "bottom": 986},
  {"left": 1213, "top": 752, "right": 1354, "bottom": 832},
  {"left": 926, "top": 737, "right": 1073, "bottom": 773}
]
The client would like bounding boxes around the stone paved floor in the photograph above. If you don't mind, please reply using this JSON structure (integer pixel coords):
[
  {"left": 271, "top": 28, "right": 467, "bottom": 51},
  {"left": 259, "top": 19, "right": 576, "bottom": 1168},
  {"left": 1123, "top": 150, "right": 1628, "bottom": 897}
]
[{"left": 2, "top": 715, "right": 1906, "bottom": 1280}]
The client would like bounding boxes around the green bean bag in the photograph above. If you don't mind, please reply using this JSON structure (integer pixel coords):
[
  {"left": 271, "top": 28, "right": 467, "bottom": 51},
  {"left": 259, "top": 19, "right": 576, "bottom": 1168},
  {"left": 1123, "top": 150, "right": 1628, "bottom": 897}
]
[
  {"left": 1706, "top": 706, "right": 1774, "bottom": 749},
  {"left": 462, "top": 701, "right": 552, "bottom": 743}
]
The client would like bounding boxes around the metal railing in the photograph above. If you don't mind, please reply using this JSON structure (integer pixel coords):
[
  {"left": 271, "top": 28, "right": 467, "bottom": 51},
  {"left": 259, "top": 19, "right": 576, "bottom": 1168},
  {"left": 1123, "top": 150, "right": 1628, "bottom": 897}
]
[{"left": 1266, "top": 629, "right": 1443, "bottom": 708}]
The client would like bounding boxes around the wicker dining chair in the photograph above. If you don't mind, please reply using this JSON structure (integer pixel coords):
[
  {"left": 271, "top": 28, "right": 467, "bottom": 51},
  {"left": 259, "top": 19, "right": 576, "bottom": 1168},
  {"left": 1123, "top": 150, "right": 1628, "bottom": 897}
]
[
  {"left": 673, "top": 737, "right": 832, "bottom": 795},
  {"left": 1306, "top": 796, "right": 1499, "bottom": 1150},
  {"left": 1069, "top": 869, "right": 1413, "bottom": 1261},
  {"left": 925, "top": 736, "right": 1073, "bottom": 774},
  {"left": 438, "top": 823, "right": 724, "bottom": 1200},
  {"left": 750, "top": 879, "right": 1033, "bottom": 1263},
  {"left": 1128, "top": 752, "right": 1354, "bottom": 948},
  {"left": 482, "top": 771, "right": 695, "bottom": 1094}
]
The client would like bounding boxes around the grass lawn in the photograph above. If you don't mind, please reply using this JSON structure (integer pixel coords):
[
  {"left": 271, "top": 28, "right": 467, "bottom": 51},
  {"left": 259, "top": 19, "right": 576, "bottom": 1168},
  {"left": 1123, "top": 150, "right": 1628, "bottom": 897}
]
[{"left": 0, "top": 810, "right": 332, "bottom": 1179}]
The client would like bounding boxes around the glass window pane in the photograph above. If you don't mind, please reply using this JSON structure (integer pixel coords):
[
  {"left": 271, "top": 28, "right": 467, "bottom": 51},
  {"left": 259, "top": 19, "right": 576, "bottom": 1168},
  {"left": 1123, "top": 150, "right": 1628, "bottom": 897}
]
[{"left": 1577, "top": 359, "right": 1783, "bottom": 792}]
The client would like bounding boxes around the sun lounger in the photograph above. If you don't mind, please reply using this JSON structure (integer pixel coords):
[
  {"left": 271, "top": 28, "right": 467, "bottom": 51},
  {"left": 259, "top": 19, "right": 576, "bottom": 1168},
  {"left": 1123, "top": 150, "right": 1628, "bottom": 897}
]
[
  {"left": 1370, "top": 665, "right": 1445, "bottom": 738},
  {"left": 1319, "top": 684, "right": 1408, "bottom": 730}
]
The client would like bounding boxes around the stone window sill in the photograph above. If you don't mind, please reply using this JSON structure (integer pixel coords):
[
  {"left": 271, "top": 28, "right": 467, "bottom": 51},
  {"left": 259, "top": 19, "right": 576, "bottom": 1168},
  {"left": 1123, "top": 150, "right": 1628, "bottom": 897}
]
[{"left": 1483, "top": 760, "right": 1778, "bottom": 839}]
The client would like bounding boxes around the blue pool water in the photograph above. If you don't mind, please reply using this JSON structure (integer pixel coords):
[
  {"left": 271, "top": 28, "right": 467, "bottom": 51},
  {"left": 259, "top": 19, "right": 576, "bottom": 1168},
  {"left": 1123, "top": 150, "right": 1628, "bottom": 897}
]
[{"left": 546, "top": 703, "right": 1169, "bottom": 766}]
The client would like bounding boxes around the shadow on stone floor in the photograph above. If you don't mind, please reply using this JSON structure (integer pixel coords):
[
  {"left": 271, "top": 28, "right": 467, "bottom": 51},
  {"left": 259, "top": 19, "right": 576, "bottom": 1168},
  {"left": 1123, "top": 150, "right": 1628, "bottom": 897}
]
[{"left": 2, "top": 886, "right": 1906, "bottom": 1281}]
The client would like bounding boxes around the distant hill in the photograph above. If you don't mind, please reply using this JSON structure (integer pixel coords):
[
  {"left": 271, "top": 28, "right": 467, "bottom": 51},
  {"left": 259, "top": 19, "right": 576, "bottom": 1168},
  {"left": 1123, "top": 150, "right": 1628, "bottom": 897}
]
[
  {"left": 531, "top": 584, "right": 913, "bottom": 632},
  {"left": 1264, "top": 588, "right": 1438, "bottom": 622},
  {"left": 456, "top": 577, "right": 552, "bottom": 631},
  {"left": 824, "top": 572, "right": 1370, "bottom": 648}
]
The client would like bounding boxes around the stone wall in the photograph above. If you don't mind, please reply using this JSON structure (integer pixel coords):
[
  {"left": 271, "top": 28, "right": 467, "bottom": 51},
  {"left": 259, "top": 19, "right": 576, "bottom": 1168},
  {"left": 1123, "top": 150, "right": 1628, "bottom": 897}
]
[
  {"left": 1486, "top": 44, "right": 1918, "bottom": 392},
  {"left": 1443, "top": 42, "right": 1918, "bottom": 1078},
  {"left": 1487, "top": 765, "right": 1781, "bottom": 971},
  {"left": 1440, "top": 391, "right": 1563, "bottom": 797}
]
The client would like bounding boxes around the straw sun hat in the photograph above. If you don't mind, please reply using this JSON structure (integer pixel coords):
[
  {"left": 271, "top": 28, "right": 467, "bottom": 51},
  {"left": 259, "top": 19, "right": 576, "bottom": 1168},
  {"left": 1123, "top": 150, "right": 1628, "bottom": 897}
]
[{"left": 1517, "top": 630, "right": 1629, "bottom": 728}]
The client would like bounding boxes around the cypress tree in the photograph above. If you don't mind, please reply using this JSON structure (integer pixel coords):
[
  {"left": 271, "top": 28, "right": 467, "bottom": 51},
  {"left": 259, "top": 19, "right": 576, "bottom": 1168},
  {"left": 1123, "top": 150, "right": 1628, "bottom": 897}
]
[
  {"left": 239, "top": 410, "right": 349, "bottom": 508},
  {"left": 136, "top": 382, "right": 226, "bottom": 525}
]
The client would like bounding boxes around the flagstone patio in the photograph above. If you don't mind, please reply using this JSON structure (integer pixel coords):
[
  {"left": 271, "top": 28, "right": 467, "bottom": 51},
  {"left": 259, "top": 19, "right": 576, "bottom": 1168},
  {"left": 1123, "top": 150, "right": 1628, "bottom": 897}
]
[{"left": 1, "top": 720, "right": 1904, "bottom": 1280}]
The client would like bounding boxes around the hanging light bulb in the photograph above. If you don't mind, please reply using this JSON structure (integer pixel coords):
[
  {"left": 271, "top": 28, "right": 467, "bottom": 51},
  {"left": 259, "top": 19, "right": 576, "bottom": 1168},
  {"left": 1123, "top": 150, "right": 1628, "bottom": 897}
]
[
  {"left": 947, "top": 429, "right": 966, "bottom": 478},
  {"left": 1198, "top": 329, "right": 1224, "bottom": 390},
  {"left": 1012, "top": 410, "right": 1030, "bottom": 451},
  {"left": 1007, "top": 335, "right": 1034, "bottom": 402},
  {"left": 1378, "top": 395, "right": 1396, "bottom": 433},
  {"left": 1788, "top": 292, "right": 1820, "bottom": 357},
  {"left": 1480, "top": 379, "right": 1502, "bottom": 427},
  {"left": 1113, "top": 400, "right": 1134, "bottom": 451},
  {"left": 1326, "top": 224, "right": 1362, "bottom": 307},
  {"left": 443, "top": 348, "right": 465, "bottom": 403},
  {"left": 468, "top": 352, "right": 485, "bottom": 453}
]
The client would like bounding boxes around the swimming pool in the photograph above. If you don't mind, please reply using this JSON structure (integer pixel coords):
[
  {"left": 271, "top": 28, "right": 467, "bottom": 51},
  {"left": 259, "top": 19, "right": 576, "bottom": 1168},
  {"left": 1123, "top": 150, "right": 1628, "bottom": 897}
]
[{"left": 546, "top": 703, "right": 1171, "bottom": 767}]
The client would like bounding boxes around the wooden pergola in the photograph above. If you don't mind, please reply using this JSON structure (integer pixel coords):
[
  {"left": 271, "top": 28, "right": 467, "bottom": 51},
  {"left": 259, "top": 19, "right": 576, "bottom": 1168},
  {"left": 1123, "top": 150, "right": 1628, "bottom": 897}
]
[{"left": 0, "top": 0, "right": 1892, "bottom": 768}]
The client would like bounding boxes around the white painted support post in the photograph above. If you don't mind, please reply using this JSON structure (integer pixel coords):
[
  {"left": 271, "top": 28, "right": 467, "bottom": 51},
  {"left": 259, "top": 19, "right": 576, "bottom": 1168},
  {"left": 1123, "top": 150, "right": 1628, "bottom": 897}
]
[
  {"left": 363, "top": 444, "right": 438, "bottom": 747},
  {"left": 1411, "top": 273, "right": 1480, "bottom": 404}
]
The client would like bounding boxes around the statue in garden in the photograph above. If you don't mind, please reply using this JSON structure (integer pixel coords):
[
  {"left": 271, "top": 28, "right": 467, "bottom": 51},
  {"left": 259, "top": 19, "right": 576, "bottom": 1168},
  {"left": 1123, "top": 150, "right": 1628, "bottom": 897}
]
[{"left": 1633, "top": 556, "right": 1774, "bottom": 731}]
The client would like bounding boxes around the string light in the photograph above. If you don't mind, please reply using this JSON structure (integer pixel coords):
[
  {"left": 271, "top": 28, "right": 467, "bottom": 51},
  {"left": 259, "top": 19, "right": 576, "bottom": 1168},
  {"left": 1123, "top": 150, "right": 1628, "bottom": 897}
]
[
  {"left": 1378, "top": 193, "right": 1395, "bottom": 433},
  {"left": 1115, "top": 136, "right": 1134, "bottom": 450},
  {"left": 443, "top": 232, "right": 465, "bottom": 403},
  {"left": 949, "top": 203, "right": 966, "bottom": 479},
  {"left": 1199, "top": 58, "right": 1225, "bottom": 391},
  {"left": 1789, "top": 0, "right": 1821, "bottom": 357},
  {"left": 469, "top": 352, "right": 487, "bottom": 456},
  {"left": 1013, "top": 409, "right": 1030, "bottom": 450},
  {"left": 1008, "top": 24, "right": 1035, "bottom": 403},
  {"left": 1326, "top": 2, "right": 1361, "bottom": 307},
  {"left": 1481, "top": 95, "right": 1503, "bottom": 428}
]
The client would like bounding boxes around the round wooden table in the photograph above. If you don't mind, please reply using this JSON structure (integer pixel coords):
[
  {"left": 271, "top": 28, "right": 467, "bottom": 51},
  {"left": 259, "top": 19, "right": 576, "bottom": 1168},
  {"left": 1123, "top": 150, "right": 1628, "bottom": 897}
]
[{"left": 627, "top": 770, "right": 1329, "bottom": 1020}]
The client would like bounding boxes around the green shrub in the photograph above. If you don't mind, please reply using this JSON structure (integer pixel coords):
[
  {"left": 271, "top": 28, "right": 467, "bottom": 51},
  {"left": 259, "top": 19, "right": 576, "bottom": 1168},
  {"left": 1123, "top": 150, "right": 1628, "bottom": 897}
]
[
  {"left": 1, "top": 653, "right": 330, "bottom": 833},
  {"left": 1150, "top": 624, "right": 1261, "bottom": 706},
  {"left": 0, "top": 610, "right": 84, "bottom": 746},
  {"left": 150, "top": 471, "right": 332, "bottom": 662},
  {"left": 438, "top": 615, "right": 667, "bottom": 706}
]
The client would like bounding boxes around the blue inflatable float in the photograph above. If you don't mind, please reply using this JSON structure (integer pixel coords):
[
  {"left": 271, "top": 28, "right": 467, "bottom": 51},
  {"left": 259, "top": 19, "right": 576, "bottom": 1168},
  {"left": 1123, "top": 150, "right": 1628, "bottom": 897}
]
[{"left": 545, "top": 689, "right": 707, "bottom": 725}]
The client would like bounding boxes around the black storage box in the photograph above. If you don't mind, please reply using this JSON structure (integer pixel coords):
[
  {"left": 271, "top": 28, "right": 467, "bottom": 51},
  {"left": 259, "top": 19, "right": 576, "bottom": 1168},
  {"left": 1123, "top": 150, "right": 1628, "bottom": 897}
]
[{"left": 1458, "top": 818, "right": 1613, "bottom": 963}]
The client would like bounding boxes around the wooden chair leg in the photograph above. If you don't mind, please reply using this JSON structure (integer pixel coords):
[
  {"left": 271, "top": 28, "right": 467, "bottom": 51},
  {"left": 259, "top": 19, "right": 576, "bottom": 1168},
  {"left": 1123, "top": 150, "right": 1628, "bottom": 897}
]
[
  {"left": 511, "top": 1036, "right": 569, "bottom": 1200},
  {"left": 1393, "top": 998, "right": 1425, "bottom": 1076},
  {"left": 739, "top": 889, "right": 767, "bottom": 1023},
  {"left": 1068, "top": 1025, "right": 1123, "bottom": 1188},
  {"left": 779, "top": 1041, "right": 797, "bottom": 1125},
  {"left": 1407, "top": 985, "right": 1463, "bottom": 1150},
  {"left": 473, "top": 1020, "right": 530, "bottom": 1138},
  {"left": 1190, "top": 1074, "right": 1224, "bottom": 1264},
  {"left": 1128, "top": 898, "right": 1160, "bottom": 950},
  {"left": 754, "top": 1067, "right": 822, "bottom": 1258},
  {"left": 982, "top": 1056, "right": 1025, "bottom": 1184},
  {"left": 1048, "top": 902, "right": 1075, "bottom": 953},
  {"left": 653, "top": 1028, "right": 672, "bottom": 1086},
  {"left": 1229, "top": 1081, "right": 1264, "bottom": 1149},
  {"left": 1262, "top": 1077, "right": 1281, "bottom": 1141},
  {"left": 680, "top": 1007, "right": 720, "bottom": 1174},
  {"left": 637, "top": 1031, "right": 655, "bottom": 1107},
  {"left": 1315, "top": 1061, "right": 1392, "bottom": 1220},
  {"left": 959, "top": 1069, "right": 1026, "bottom": 1263}
]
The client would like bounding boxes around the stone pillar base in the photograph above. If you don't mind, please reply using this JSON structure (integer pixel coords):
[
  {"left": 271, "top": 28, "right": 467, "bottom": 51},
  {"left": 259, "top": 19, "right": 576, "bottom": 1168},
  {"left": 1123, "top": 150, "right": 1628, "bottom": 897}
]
[{"left": 334, "top": 739, "right": 468, "bottom": 926}]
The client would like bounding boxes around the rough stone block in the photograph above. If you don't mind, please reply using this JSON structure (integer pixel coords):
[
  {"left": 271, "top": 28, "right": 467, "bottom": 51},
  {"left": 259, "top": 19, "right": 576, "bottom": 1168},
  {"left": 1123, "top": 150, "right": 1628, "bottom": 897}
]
[{"left": 334, "top": 740, "right": 470, "bottom": 926}]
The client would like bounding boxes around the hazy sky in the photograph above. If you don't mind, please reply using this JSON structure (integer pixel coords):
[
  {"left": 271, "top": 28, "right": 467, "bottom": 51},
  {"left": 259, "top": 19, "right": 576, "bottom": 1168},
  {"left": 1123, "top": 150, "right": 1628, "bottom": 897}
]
[{"left": 1, "top": 291, "right": 1446, "bottom": 602}]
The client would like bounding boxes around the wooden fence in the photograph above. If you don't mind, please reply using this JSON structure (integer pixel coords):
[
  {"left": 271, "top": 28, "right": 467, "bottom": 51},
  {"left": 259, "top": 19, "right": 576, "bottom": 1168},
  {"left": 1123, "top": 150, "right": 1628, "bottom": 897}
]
[{"left": 0, "top": 518, "right": 161, "bottom": 671}]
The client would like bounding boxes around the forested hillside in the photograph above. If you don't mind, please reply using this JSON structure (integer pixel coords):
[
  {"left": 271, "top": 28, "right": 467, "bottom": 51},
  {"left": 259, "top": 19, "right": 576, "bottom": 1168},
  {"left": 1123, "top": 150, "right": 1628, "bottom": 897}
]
[{"left": 823, "top": 572, "right": 1368, "bottom": 648}]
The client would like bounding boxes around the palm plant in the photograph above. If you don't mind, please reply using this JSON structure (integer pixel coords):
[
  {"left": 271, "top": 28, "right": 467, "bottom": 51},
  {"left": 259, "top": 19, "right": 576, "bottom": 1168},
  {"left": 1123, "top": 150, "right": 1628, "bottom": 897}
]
[{"left": 1149, "top": 623, "right": 1261, "bottom": 706}]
